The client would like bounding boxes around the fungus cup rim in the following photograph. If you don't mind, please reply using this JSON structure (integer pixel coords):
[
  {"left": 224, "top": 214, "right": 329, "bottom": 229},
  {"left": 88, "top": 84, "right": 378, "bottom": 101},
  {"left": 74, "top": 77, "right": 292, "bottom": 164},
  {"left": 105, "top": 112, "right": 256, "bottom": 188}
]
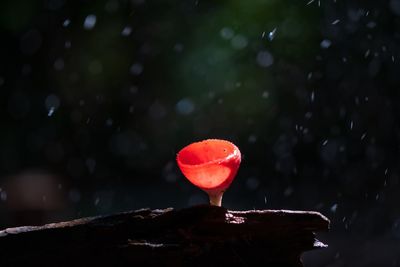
[{"left": 176, "top": 139, "right": 241, "bottom": 170}]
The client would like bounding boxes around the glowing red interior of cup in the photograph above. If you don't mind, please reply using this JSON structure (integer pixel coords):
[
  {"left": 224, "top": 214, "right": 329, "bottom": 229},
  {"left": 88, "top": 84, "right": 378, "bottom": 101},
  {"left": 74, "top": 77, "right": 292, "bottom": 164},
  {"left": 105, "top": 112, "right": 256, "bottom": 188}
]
[{"left": 176, "top": 139, "right": 241, "bottom": 195}]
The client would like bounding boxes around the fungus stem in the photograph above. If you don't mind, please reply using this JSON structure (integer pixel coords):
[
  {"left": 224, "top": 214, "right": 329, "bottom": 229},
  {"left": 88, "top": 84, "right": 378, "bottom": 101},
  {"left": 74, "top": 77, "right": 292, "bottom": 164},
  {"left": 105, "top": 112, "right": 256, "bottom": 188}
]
[{"left": 209, "top": 192, "right": 223, "bottom": 207}]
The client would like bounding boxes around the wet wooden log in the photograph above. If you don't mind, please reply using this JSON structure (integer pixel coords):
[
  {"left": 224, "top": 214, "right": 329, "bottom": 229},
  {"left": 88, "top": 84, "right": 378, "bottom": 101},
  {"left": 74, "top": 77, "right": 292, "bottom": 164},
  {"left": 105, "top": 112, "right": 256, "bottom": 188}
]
[{"left": 0, "top": 205, "right": 329, "bottom": 267}]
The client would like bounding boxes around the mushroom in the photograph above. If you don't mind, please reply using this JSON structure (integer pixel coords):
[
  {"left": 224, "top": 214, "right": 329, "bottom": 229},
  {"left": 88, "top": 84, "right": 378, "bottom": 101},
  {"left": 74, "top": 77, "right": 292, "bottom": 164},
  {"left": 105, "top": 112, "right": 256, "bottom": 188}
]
[{"left": 176, "top": 139, "right": 241, "bottom": 206}]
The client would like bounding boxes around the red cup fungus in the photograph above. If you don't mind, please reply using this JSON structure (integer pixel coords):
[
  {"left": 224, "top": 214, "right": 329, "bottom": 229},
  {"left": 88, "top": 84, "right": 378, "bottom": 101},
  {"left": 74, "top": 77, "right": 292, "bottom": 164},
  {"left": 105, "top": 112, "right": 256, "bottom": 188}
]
[{"left": 176, "top": 139, "right": 241, "bottom": 206}]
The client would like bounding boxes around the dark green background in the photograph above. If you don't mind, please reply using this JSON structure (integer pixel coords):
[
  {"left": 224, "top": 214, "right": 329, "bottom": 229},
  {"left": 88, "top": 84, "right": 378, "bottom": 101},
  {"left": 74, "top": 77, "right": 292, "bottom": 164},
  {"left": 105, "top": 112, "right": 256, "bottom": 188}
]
[{"left": 1, "top": 0, "right": 400, "bottom": 265}]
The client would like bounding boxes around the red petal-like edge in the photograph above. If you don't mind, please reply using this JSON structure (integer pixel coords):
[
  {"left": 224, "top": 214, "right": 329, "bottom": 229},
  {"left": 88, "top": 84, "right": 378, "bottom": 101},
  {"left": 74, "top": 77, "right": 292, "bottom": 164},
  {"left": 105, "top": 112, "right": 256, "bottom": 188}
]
[{"left": 176, "top": 139, "right": 241, "bottom": 195}]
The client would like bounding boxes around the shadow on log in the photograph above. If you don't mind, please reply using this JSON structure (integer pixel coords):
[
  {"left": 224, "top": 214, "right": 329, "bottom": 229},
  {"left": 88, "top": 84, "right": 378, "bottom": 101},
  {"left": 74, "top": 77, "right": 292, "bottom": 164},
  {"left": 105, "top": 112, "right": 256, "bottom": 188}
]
[{"left": 0, "top": 205, "right": 329, "bottom": 267}]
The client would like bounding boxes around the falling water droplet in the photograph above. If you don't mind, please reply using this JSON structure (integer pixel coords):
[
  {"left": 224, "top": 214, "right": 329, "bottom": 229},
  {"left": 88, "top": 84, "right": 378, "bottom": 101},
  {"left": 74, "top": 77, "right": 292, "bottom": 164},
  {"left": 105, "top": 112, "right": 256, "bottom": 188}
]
[
  {"left": 330, "top": 203, "right": 338, "bottom": 213},
  {"left": 361, "top": 133, "right": 367, "bottom": 140},
  {"left": 83, "top": 14, "right": 97, "bottom": 30},
  {"left": 63, "top": 19, "right": 71, "bottom": 27},
  {"left": 1, "top": 191, "right": 7, "bottom": 201},
  {"left": 220, "top": 27, "right": 234, "bottom": 40},
  {"left": 48, "top": 107, "right": 55, "bottom": 117},
  {"left": 320, "top": 39, "right": 332, "bottom": 49},
  {"left": 268, "top": 28, "right": 277, "bottom": 41},
  {"left": 256, "top": 50, "right": 274, "bottom": 67},
  {"left": 176, "top": 98, "right": 195, "bottom": 115},
  {"left": 121, "top": 26, "right": 132, "bottom": 36}
]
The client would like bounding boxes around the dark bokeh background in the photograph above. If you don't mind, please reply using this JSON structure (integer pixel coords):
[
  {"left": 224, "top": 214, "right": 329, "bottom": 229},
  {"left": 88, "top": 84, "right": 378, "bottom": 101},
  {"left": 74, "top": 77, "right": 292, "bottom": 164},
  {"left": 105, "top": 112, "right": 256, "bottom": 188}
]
[{"left": 1, "top": 0, "right": 400, "bottom": 266}]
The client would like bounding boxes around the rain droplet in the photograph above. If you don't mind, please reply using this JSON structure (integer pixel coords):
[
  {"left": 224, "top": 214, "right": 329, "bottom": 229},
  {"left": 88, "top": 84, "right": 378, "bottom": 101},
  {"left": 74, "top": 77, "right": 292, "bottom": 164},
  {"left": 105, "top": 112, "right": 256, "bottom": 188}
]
[
  {"left": 267, "top": 28, "right": 277, "bottom": 41},
  {"left": 83, "top": 14, "right": 97, "bottom": 30},
  {"left": 121, "top": 26, "right": 132, "bottom": 36},
  {"left": 48, "top": 107, "right": 55, "bottom": 117},
  {"left": 176, "top": 98, "right": 195, "bottom": 115},
  {"left": 130, "top": 63, "right": 143, "bottom": 75},
  {"left": 330, "top": 203, "right": 338, "bottom": 213},
  {"left": 256, "top": 50, "right": 274, "bottom": 67},
  {"left": 331, "top": 19, "right": 340, "bottom": 25},
  {"left": 231, "top": 34, "right": 248, "bottom": 49},
  {"left": 361, "top": 132, "right": 367, "bottom": 140},
  {"left": 320, "top": 39, "right": 332, "bottom": 49},
  {"left": 220, "top": 27, "right": 234, "bottom": 40},
  {"left": 45, "top": 94, "right": 60, "bottom": 116},
  {"left": 63, "top": 19, "right": 71, "bottom": 27},
  {"left": 0, "top": 191, "right": 7, "bottom": 201}
]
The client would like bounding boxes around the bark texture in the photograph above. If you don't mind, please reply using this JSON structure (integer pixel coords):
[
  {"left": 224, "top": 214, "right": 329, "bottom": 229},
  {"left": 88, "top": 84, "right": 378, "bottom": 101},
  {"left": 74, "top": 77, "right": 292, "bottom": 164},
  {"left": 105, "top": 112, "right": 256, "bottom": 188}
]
[{"left": 0, "top": 205, "right": 329, "bottom": 266}]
